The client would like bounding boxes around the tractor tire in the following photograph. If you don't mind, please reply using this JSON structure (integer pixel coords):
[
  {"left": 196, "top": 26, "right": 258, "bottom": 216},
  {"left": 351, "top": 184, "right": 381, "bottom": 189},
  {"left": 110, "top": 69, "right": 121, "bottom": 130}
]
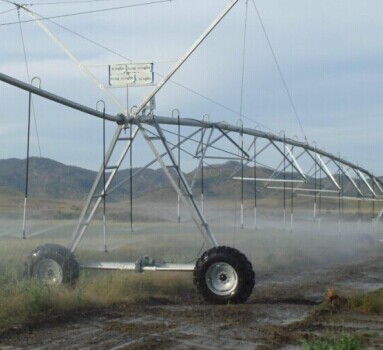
[
  {"left": 25, "top": 244, "right": 79, "bottom": 285},
  {"left": 193, "top": 246, "right": 255, "bottom": 304}
]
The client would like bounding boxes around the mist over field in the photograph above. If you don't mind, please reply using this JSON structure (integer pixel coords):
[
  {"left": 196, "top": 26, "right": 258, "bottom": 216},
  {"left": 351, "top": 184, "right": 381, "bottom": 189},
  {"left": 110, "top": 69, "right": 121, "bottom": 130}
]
[
  {"left": 0, "top": 158, "right": 382, "bottom": 348},
  {"left": 0, "top": 196, "right": 381, "bottom": 275}
]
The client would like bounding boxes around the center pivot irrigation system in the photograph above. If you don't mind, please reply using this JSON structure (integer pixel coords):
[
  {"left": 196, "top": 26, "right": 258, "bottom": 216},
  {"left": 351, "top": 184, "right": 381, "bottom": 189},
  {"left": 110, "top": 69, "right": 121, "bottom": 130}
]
[{"left": 1, "top": 0, "right": 383, "bottom": 304}]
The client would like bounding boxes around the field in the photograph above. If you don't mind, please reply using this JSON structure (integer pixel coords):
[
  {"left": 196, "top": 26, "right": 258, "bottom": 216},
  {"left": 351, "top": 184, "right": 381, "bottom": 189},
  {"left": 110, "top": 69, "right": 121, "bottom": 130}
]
[{"left": 0, "top": 197, "right": 382, "bottom": 349}]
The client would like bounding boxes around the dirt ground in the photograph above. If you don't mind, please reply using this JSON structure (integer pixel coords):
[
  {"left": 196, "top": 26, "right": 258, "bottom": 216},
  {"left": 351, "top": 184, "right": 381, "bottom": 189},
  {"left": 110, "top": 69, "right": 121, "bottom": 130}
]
[{"left": 0, "top": 255, "right": 382, "bottom": 350}]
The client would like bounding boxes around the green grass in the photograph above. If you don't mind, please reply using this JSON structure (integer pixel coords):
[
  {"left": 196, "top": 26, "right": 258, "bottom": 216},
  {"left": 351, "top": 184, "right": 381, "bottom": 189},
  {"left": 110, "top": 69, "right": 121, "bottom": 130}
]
[
  {"left": 349, "top": 289, "right": 383, "bottom": 314},
  {"left": 302, "top": 334, "right": 360, "bottom": 350}
]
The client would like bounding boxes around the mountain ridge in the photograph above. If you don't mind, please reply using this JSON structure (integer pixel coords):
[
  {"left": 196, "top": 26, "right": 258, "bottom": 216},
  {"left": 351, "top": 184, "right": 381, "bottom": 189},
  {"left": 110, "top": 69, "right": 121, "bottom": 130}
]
[{"left": 0, "top": 157, "right": 273, "bottom": 201}]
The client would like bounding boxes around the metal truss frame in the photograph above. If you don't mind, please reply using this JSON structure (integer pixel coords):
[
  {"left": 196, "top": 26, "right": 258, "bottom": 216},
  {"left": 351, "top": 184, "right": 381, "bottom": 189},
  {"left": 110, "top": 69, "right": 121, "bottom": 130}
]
[
  {"left": 2, "top": 0, "right": 382, "bottom": 273},
  {"left": 2, "top": 70, "right": 383, "bottom": 268}
]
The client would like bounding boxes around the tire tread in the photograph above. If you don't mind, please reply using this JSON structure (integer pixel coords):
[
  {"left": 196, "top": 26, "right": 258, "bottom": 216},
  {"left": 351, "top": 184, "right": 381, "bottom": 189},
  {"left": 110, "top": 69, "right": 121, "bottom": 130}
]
[{"left": 193, "top": 246, "right": 255, "bottom": 304}]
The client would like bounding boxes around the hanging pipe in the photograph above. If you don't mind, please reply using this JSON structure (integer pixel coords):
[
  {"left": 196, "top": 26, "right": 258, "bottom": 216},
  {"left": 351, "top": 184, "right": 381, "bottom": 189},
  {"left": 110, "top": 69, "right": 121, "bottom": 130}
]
[
  {"left": 201, "top": 114, "right": 209, "bottom": 215},
  {"left": 253, "top": 136, "right": 257, "bottom": 229},
  {"left": 22, "top": 77, "right": 41, "bottom": 240},
  {"left": 237, "top": 119, "right": 244, "bottom": 229},
  {"left": 318, "top": 157, "right": 322, "bottom": 234},
  {"left": 372, "top": 179, "right": 375, "bottom": 234},
  {"left": 280, "top": 130, "right": 286, "bottom": 229},
  {"left": 337, "top": 153, "right": 341, "bottom": 234},
  {"left": 312, "top": 141, "right": 317, "bottom": 221},
  {"left": 97, "top": 100, "right": 107, "bottom": 252},
  {"left": 129, "top": 107, "right": 136, "bottom": 233},
  {"left": 172, "top": 109, "right": 181, "bottom": 223},
  {"left": 290, "top": 136, "right": 298, "bottom": 232},
  {"left": 357, "top": 166, "right": 361, "bottom": 233},
  {"left": 129, "top": 121, "right": 134, "bottom": 232}
]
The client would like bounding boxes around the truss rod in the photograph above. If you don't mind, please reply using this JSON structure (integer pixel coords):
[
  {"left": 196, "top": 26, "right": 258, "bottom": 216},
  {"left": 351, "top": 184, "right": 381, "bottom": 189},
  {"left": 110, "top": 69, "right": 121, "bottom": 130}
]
[
  {"left": 357, "top": 170, "right": 377, "bottom": 198},
  {"left": 140, "top": 116, "right": 382, "bottom": 186},
  {"left": 139, "top": 120, "right": 218, "bottom": 247},
  {"left": 216, "top": 127, "right": 250, "bottom": 159},
  {"left": 269, "top": 140, "right": 306, "bottom": 179},
  {"left": 163, "top": 127, "right": 242, "bottom": 159},
  {"left": 107, "top": 127, "right": 203, "bottom": 195},
  {"left": 191, "top": 128, "right": 214, "bottom": 190},
  {"left": 373, "top": 177, "right": 383, "bottom": 195},
  {"left": 337, "top": 164, "right": 364, "bottom": 197}
]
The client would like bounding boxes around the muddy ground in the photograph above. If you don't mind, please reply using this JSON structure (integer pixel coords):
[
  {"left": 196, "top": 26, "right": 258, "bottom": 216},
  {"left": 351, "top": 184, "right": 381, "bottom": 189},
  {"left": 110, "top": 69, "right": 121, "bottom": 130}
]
[{"left": 1, "top": 255, "right": 382, "bottom": 350}]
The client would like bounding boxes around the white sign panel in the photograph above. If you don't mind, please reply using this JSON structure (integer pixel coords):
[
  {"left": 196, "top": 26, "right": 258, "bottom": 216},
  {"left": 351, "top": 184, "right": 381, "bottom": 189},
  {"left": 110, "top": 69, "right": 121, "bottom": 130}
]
[{"left": 109, "top": 63, "right": 153, "bottom": 87}]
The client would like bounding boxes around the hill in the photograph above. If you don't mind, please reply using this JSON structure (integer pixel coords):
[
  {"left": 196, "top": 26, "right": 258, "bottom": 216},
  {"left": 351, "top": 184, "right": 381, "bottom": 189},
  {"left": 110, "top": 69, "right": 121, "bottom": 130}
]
[
  {"left": 0, "top": 157, "right": 278, "bottom": 202},
  {"left": 0, "top": 158, "right": 95, "bottom": 200},
  {"left": 1, "top": 157, "right": 359, "bottom": 204}
]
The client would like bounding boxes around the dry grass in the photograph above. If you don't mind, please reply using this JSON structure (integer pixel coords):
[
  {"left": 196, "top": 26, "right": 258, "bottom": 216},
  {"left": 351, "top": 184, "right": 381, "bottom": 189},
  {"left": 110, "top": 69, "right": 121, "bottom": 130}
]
[
  {"left": 0, "top": 266, "right": 194, "bottom": 332},
  {"left": 312, "top": 288, "right": 383, "bottom": 317}
]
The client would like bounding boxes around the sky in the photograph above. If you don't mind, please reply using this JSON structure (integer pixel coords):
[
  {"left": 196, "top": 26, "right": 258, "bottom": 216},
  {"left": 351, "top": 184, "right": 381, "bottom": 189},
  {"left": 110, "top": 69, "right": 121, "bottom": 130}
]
[{"left": 0, "top": 0, "right": 382, "bottom": 174}]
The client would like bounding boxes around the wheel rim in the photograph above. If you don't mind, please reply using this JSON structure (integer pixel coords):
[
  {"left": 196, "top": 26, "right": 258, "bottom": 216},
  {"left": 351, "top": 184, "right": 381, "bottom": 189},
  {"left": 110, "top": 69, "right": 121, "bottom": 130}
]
[
  {"left": 32, "top": 259, "right": 63, "bottom": 285},
  {"left": 205, "top": 262, "right": 238, "bottom": 296}
]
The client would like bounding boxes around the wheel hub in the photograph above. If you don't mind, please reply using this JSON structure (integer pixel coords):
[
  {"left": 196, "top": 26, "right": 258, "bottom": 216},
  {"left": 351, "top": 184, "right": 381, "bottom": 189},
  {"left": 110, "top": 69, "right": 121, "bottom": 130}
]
[
  {"left": 219, "top": 273, "right": 227, "bottom": 281},
  {"left": 32, "top": 258, "right": 63, "bottom": 285},
  {"left": 206, "top": 262, "right": 238, "bottom": 296}
]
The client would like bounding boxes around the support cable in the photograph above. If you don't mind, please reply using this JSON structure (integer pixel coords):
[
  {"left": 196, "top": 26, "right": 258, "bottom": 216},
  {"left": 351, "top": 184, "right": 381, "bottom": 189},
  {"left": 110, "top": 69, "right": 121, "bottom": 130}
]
[
  {"left": 200, "top": 125, "right": 204, "bottom": 215},
  {"left": 283, "top": 134, "right": 286, "bottom": 228},
  {"left": 178, "top": 111, "right": 181, "bottom": 222},
  {"left": 372, "top": 180, "right": 375, "bottom": 231},
  {"left": 314, "top": 148, "right": 317, "bottom": 221},
  {"left": 241, "top": 123, "right": 244, "bottom": 229},
  {"left": 239, "top": 0, "right": 248, "bottom": 122},
  {"left": 99, "top": 101, "right": 108, "bottom": 252},
  {"left": 17, "top": 7, "right": 42, "bottom": 157},
  {"left": 11, "top": 1, "right": 275, "bottom": 134},
  {"left": 1, "top": 0, "right": 173, "bottom": 26},
  {"left": 0, "top": 7, "right": 15, "bottom": 14},
  {"left": 319, "top": 164, "right": 322, "bottom": 233},
  {"left": 239, "top": 0, "right": 248, "bottom": 231},
  {"left": 357, "top": 175, "right": 361, "bottom": 232},
  {"left": 130, "top": 122, "right": 133, "bottom": 232},
  {"left": 338, "top": 157, "right": 341, "bottom": 233},
  {"left": 26, "top": 0, "right": 127, "bottom": 6},
  {"left": 253, "top": 137, "right": 257, "bottom": 229},
  {"left": 42, "top": 17, "right": 133, "bottom": 63},
  {"left": 251, "top": 0, "right": 308, "bottom": 143},
  {"left": 290, "top": 146, "right": 294, "bottom": 232},
  {"left": 22, "top": 86, "right": 32, "bottom": 240}
]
